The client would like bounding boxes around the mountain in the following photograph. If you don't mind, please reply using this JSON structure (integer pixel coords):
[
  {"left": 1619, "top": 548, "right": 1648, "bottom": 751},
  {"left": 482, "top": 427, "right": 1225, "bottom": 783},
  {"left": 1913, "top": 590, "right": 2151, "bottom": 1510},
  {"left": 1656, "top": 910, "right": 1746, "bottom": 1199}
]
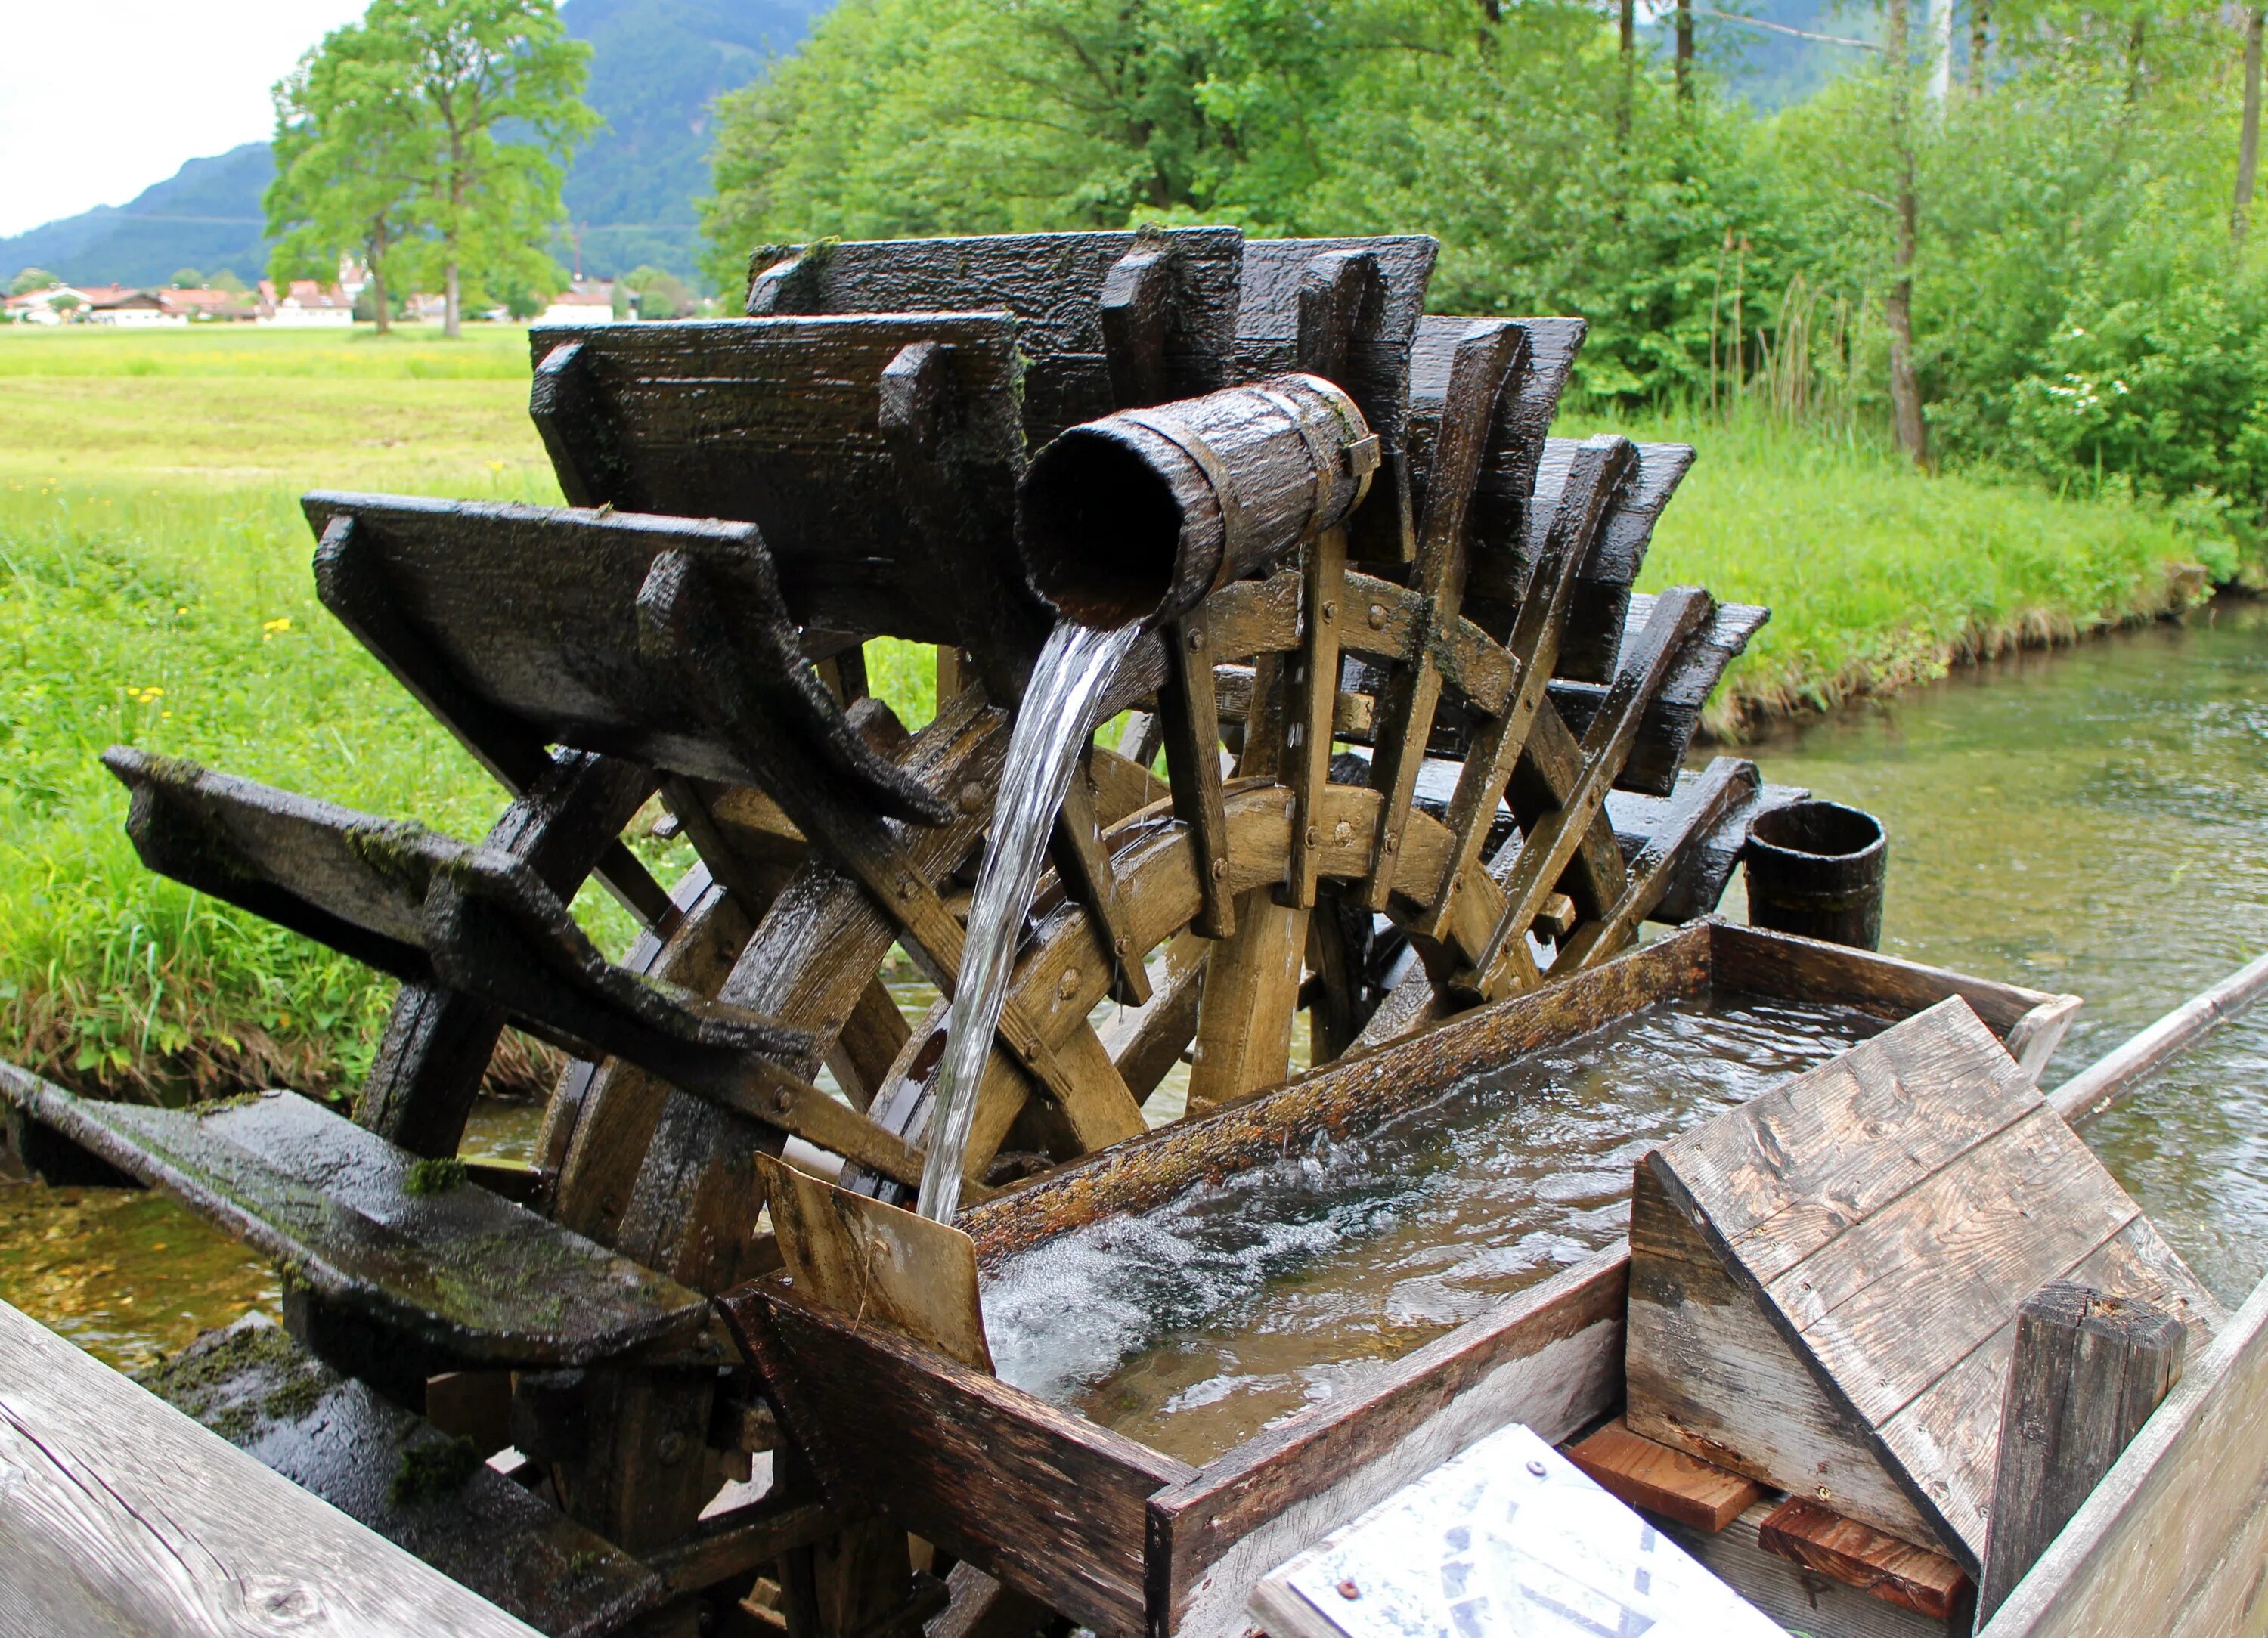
[
  {"left": 0, "top": 0, "right": 829, "bottom": 291},
  {"left": 0, "top": 145, "right": 276, "bottom": 290}
]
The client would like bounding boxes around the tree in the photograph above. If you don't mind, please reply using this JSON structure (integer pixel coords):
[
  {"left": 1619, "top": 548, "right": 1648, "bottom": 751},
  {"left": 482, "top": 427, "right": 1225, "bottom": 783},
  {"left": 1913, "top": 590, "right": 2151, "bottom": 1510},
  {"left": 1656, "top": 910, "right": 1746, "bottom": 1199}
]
[
  {"left": 364, "top": 0, "right": 599, "bottom": 337},
  {"left": 623, "top": 265, "right": 696, "bottom": 319},
  {"left": 2238, "top": 7, "right": 2263, "bottom": 249},
  {"left": 267, "top": 14, "right": 428, "bottom": 336},
  {"left": 9, "top": 268, "right": 58, "bottom": 296},
  {"left": 170, "top": 268, "right": 204, "bottom": 289},
  {"left": 210, "top": 270, "right": 250, "bottom": 296}
]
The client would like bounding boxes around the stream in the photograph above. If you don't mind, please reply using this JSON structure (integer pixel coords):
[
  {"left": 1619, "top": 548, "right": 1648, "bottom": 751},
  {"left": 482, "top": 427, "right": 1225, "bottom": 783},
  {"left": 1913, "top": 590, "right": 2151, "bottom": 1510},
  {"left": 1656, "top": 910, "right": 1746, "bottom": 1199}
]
[{"left": 3, "top": 602, "right": 2263, "bottom": 1409}]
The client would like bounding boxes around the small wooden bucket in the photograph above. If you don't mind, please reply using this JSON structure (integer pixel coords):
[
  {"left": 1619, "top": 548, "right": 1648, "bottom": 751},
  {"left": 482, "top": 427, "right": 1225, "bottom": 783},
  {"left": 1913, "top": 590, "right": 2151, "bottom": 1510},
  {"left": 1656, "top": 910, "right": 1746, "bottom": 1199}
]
[{"left": 1745, "top": 799, "right": 1888, "bottom": 950}]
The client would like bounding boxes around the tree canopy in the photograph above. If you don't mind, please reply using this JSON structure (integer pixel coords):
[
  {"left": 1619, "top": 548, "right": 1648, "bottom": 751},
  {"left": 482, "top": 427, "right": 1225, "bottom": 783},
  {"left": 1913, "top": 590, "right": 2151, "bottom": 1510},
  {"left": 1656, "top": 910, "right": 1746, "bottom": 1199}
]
[
  {"left": 702, "top": 0, "right": 2268, "bottom": 557},
  {"left": 265, "top": 0, "right": 599, "bottom": 336}
]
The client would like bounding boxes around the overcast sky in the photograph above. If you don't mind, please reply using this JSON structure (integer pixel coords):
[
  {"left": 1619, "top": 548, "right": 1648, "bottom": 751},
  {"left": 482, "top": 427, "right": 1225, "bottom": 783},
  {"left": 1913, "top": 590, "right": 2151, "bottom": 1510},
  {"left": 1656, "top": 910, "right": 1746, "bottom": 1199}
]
[{"left": 0, "top": 2, "right": 369, "bottom": 239}]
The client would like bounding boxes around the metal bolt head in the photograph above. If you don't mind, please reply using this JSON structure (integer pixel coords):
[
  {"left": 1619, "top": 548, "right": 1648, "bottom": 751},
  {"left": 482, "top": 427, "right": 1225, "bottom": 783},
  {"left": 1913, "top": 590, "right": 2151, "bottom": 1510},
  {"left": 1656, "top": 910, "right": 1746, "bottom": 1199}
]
[
  {"left": 1186, "top": 627, "right": 1205, "bottom": 652},
  {"left": 1211, "top": 858, "right": 1229, "bottom": 880},
  {"left": 1114, "top": 934, "right": 1132, "bottom": 956},
  {"left": 656, "top": 1432, "right": 690, "bottom": 1465},
  {"left": 1304, "top": 828, "right": 1321, "bottom": 849},
  {"left": 1321, "top": 600, "right": 1338, "bottom": 624},
  {"left": 1334, "top": 819, "right": 1353, "bottom": 844},
  {"left": 958, "top": 780, "right": 987, "bottom": 814},
  {"left": 1368, "top": 603, "right": 1387, "bottom": 630},
  {"left": 1058, "top": 968, "right": 1081, "bottom": 1001},
  {"left": 1337, "top": 1580, "right": 1361, "bottom": 1601},
  {"left": 1525, "top": 1458, "right": 1548, "bottom": 1478}
]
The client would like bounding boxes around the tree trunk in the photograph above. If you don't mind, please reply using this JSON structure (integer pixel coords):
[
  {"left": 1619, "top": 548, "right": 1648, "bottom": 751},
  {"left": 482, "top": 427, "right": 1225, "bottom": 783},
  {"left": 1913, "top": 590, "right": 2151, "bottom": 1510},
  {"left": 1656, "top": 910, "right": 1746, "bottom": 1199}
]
[
  {"left": 1969, "top": 0, "right": 1990, "bottom": 95},
  {"left": 1885, "top": 0, "right": 1929, "bottom": 466},
  {"left": 371, "top": 265, "right": 391, "bottom": 336},
  {"left": 1619, "top": 0, "right": 1637, "bottom": 138},
  {"left": 1675, "top": 0, "right": 1695, "bottom": 99},
  {"left": 445, "top": 257, "right": 461, "bottom": 340},
  {"left": 1928, "top": 0, "right": 1954, "bottom": 104},
  {"left": 2239, "top": 8, "right": 2264, "bottom": 249},
  {"left": 2125, "top": 13, "right": 2150, "bottom": 106}
]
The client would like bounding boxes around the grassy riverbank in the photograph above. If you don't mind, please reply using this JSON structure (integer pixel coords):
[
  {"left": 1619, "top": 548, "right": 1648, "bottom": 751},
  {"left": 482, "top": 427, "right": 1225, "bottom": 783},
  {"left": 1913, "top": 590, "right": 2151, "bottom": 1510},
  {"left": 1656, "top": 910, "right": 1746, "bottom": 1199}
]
[{"left": 0, "top": 324, "right": 2225, "bottom": 1098}]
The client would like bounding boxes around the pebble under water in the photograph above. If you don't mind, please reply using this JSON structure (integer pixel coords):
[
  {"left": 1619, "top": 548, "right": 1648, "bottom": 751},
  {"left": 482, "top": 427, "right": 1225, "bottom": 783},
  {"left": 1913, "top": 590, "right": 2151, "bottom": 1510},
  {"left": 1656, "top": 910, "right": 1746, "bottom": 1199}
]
[{"left": 984, "top": 993, "right": 1886, "bottom": 1464}]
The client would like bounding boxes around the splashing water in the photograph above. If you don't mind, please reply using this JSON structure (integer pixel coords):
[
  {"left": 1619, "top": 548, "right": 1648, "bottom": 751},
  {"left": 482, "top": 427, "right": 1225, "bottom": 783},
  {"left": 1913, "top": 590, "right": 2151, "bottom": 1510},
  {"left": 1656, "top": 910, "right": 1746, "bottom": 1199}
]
[{"left": 919, "top": 620, "right": 1141, "bottom": 1223}]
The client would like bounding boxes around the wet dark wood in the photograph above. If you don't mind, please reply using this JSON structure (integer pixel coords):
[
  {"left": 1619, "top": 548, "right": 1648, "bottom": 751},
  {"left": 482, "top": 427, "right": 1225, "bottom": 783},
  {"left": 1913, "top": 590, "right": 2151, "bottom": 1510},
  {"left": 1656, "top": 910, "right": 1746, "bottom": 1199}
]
[
  {"left": 144, "top": 1313, "right": 671, "bottom": 1636},
  {"left": 1550, "top": 755, "right": 1759, "bottom": 974},
  {"left": 0, "top": 1066, "right": 726, "bottom": 1370},
  {"left": 1160, "top": 608, "right": 1236, "bottom": 938},
  {"left": 0, "top": 1300, "right": 550, "bottom": 1637},
  {"left": 722, "top": 1282, "right": 1194, "bottom": 1637},
  {"left": 745, "top": 228, "right": 1244, "bottom": 447},
  {"left": 647, "top": 1495, "right": 842, "bottom": 1596},
  {"left": 1977, "top": 1283, "right": 2187, "bottom": 1623},
  {"left": 1548, "top": 593, "right": 1771, "bottom": 797},
  {"left": 1551, "top": 441, "right": 1698, "bottom": 683},
  {"left": 1236, "top": 236, "right": 1438, "bottom": 562}
]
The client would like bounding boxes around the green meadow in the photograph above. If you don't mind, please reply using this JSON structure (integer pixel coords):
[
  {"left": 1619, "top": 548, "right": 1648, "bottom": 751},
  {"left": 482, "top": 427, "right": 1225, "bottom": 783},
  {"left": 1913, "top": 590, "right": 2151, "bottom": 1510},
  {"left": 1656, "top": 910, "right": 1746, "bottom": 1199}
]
[{"left": 0, "top": 324, "right": 2217, "bottom": 1099}]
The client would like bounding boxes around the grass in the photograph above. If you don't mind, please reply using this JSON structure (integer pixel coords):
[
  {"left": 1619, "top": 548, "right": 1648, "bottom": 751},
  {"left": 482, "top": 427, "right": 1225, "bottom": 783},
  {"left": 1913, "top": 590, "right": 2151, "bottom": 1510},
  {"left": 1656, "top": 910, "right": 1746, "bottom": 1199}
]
[
  {"left": 1581, "top": 409, "right": 2215, "bottom": 732},
  {"left": 0, "top": 324, "right": 2218, "bottom": 1100}
]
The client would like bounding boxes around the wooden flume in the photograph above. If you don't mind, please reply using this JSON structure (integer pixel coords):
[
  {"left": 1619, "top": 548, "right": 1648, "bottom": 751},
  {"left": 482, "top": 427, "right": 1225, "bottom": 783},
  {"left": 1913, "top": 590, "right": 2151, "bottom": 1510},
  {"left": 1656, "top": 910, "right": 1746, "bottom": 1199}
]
[{"left": 0, "top": 227, "right": 1947, "bottom": 1636}]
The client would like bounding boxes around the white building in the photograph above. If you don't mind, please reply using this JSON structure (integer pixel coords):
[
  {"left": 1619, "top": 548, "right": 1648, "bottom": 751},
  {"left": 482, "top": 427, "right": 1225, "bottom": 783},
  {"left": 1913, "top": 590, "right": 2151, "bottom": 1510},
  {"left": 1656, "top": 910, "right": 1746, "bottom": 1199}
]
[
  {"left": 88, "top": 290, "right": 186, "bottom": 327},
  {"left": 540, "top": 280, "right": 616, "bottom": 327},
  {"left": 4, "top": 283, "right": 101, "bottom": 324},
  {"left": 259, "top": 278, "right": 355, "bottom": 327}
]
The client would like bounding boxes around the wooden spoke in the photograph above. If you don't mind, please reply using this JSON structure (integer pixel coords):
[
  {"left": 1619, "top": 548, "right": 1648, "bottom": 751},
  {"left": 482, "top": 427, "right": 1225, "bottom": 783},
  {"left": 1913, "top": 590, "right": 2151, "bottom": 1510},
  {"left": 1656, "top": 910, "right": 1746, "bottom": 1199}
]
[
  {"left": 1284, "top": 525, "right": 1349, "bottom": 909},
  {"left": 1160, "top": 608, "right": 1237, "bottom": 938}
]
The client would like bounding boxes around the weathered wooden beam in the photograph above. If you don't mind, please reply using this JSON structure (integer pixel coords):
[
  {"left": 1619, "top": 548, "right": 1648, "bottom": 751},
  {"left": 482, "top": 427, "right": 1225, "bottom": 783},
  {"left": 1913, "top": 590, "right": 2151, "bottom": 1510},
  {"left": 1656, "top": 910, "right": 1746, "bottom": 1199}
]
[
  {"left": 1565, "top": 1417, "right": 1764, "bottom": 1533},
  {"left": 2050, "top": 949, "right": 2268, "bottom": 1125},
  {"left": 144, "top": 1312, "right": 674, "bottom": 1635},
  {"left": 1548, "top": 755, "right": 1758, "bottom": 975},
  {"left": 1161, "top": 608, "right": 1237, "bottom": 939},
  {"left": 0, "top": 1065, "right": 729, "bottom": 1370},
  {"left": 722, "top": 1282, "right": 1195, "bottom": 1638},
  {"left": 1758, "top": 1500, "right": 1975, "bottom": 1622},
  {"left": 1977, "top": 1283, "right": 2188, "bottom": 1623},
  {"left": 1975, "top": 1271, "right": 2268, "bottom": 1637},
  {"left": 0, "top": 1300, "right": 550, "bottom": 1637}
]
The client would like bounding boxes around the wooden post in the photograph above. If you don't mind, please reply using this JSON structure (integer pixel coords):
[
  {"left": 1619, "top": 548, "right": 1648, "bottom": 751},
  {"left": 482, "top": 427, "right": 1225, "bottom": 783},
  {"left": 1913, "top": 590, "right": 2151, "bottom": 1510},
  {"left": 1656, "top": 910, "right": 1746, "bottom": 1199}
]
[{"left": 1978, "top": 1281, "right": 2187, "bottom": 1624}]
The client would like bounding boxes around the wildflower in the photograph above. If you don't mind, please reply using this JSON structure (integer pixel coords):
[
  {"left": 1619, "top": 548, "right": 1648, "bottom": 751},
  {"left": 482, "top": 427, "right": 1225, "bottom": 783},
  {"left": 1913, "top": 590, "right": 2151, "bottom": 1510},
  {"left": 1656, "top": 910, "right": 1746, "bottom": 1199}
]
[
  {"left": 262, "top": 617, "right": 293, "bottom": 639},
  {"left": 127, "top": 686, "right": 164, "bottom": 704},
  {"left": 488, "top": 459, "right": 505, "bottom": 471}
]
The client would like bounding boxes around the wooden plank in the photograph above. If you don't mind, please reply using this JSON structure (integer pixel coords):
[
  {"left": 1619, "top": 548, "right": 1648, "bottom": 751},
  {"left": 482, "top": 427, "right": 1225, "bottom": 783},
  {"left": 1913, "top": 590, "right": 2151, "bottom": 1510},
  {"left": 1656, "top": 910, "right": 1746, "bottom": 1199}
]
[
  {"left": 1626, "top": 1163, "right": 1942, "bottom": 1548},
  {"left": 0, "top": 1065, "right": 723, "bottom": 1370},
  {"left": 142, "top": 1313, "right": 669, "bottom": 1636},
  {"left": 1147, "top": 1247, "right": 1628, "bottom": 1638},
  {"left": 962, "top": 924, "right": 1712, "bottom": 1260},
  {"left": 0, "top": 1299, "right": 546, "bottom": 1637},
  {"left": 1665, "top": 1501, "right": 1966, "bottom": 1638},
  {"left": 745, "top": 227, "right": 1244, "bottom": 447},
  {"left": 721, "top": 1282, "right": 1194, "bottom": 1638},
  {"left": 1547, "top": 594, "right": 1770, "bottom": 797},
  {"left": 647, "top": 1496, "right": 841, "bottom": 1596},
  {"left": 1976, "top": 1272, "right": 2268, "bottom": 1637},
  {"left": 1284, "top": 526, "right": 1348, "bottom": 908},
  {"left": 2050, "top": 948, "right": 2268, "bottom": 1124},
  {"left": 1161, "top": 608, "right": 1237, "bottom": 939},
  {"left": 1187, "top": 893, "right": 1310, "bottom": 1113},
  {"left": 1554, "top": 444, "right": 1699, "bottom": 684},
  {"left": 758, "top": 1153, "right": 992, "bottom": 1371},
  {"left": 1976, "top": 1283, "right": 2188, "bottom": 1623},
  {"left": 1565, "top": 1417, "right": 1764, "bottom": 1532},
  {"left": 1548, "top": 756, "right": 1758, "bottom": 974},
  {"left": 1707, "top": 918, "right": 2064, "bottom": 1037},
  {"left": 1758, "top": 1499, "right": 1974, "bottom": 1621}
]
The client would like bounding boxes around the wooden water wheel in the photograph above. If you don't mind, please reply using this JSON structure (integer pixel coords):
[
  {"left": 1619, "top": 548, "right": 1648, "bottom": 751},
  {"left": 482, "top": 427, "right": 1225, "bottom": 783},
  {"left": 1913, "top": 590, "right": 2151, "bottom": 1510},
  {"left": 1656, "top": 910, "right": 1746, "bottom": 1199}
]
[{"left": 72, "top": 229, "right": 1773, "bottom": 1634}]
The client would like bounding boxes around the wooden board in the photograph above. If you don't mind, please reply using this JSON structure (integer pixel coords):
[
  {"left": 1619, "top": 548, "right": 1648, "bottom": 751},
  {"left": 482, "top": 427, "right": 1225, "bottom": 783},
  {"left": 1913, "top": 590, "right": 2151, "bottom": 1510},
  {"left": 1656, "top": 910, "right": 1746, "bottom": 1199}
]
[
  {"left": 745, "top": 227, "right": 1244, "bottom": 447},
  {"left": 1757, "top": 1498, "right": 1973, "bottom": 1620},
  {"left": 722, "top": 1281, "right": 1194, "bottom": 1637},
  {"left": 142, "top": 1313, "right": 669, "bottom": 1636},
  {"left": 1547, "top": 593, "right": 1771, "bottom": 796},
  {"left": 757, "top": 1152, "right": 992, "bottom": 1370},
  {"left": 0, "top": 1065, "right": 725, "bottom": 1370},
  {"left": 1628, "top": 998, "right": 2222, "bottom": 1571},
  {"left": 0, "top": 1298, "right": 544, "bottom": 1637},
  {"left": 1664, "top": 1501, "right": 1969, "bottom": 1638},
  {"left": 1978, "top": 1271, "right": 2268, "bottom": 1636},
  {"left": 1566, "top": 1417, "right": 1765, "bottom": 1533}
]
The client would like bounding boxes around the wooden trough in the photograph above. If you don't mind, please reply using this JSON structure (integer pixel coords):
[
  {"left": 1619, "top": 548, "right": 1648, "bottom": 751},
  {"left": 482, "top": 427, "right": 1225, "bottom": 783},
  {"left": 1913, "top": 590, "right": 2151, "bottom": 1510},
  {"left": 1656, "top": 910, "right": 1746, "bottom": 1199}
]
[{"left": 721, "top": 918, "right": 2084, "bottom": 1638}]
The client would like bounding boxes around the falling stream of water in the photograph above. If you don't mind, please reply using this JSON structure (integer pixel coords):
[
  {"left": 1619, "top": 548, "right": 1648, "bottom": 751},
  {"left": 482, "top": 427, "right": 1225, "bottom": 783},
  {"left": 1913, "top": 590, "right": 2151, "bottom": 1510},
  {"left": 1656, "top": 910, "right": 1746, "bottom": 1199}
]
[{"left": 917, "top": 619, "right": 1141, "bottom": 1223}]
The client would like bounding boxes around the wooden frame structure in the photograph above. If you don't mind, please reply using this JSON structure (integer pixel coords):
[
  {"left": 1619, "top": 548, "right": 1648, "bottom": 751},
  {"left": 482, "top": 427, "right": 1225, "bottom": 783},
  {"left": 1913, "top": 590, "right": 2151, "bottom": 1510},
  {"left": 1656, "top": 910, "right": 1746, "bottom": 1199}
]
[{"left": 725, "top": 919, "right": 2079, "bottom": 1638}]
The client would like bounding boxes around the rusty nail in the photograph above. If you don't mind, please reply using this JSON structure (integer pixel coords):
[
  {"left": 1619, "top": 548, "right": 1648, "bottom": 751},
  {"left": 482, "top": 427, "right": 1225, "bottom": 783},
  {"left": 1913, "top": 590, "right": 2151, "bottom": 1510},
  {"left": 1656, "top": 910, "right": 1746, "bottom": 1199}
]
[
  {"left": 1337, "top": 1581, "right": 1360, "bottom": 1601},
  {"left": 1211, "top": 859, "right": 1229, "bottom": 880}
]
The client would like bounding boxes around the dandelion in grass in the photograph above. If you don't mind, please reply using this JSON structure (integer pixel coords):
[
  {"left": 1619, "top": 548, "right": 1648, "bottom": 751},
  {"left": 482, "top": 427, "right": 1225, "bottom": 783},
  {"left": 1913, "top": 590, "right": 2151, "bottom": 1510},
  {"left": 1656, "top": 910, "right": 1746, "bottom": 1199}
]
[{"left": 261, "top": 618, "right": 292, "bottom": 639}]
